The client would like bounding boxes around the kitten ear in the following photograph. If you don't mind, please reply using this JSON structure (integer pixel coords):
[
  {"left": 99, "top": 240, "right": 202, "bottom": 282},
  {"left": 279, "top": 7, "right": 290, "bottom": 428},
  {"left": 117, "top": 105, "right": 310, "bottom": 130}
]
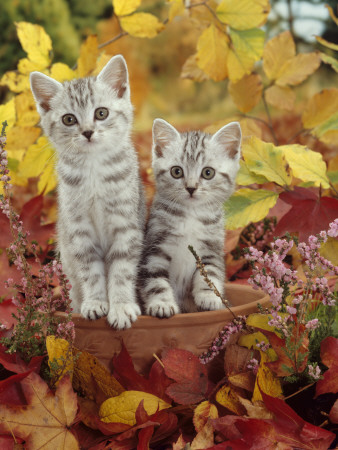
[
  {"left": 97, "top": 55, "right": 129, "bottom": 99},
  {"left": 211, "top": 122, "right": 241, "bottom": 159},
  {"left": 152, "top": 119, "right": 180, "bottom": 158},
  {"left": 30, "top": 72, "right": 62, "bottom": 113}
]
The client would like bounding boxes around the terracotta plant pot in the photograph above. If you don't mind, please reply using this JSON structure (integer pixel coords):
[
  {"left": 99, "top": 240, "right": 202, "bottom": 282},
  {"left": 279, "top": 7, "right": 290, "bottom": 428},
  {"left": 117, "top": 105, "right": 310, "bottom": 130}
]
[{"left": 56, "top": 284, "right": 270, "bottom": 374}]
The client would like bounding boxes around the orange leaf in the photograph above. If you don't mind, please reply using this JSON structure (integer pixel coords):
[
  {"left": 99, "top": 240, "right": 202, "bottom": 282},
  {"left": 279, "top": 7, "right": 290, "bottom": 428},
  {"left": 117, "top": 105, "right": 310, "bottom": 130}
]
[{"left": 0, "top": 373, "right": 79, "bottom": 449}]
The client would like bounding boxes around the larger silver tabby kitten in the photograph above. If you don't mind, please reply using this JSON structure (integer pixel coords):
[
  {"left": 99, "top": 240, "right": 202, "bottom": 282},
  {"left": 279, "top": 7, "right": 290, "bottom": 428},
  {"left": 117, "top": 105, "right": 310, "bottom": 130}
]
[
  {"left": 30, "top": 55, "right": 144, "bottom": 329},
  {"left": 140, "top": 119, "right": 241, "bottom": 317}
]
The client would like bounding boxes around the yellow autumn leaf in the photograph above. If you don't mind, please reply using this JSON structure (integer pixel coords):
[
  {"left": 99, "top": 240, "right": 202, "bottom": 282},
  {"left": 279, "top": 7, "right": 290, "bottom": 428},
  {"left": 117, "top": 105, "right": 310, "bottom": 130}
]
[
  {"left": 19, "top": 136, "right": 57, "bottom": 194},
  {"left": 72, "top": 348, "right": 124, "bottom": 401},
  {"left": 242, "top": 136, "right": 292, "bottom": 186},
  {"left": 99, "top": 391, "right": 170, "bottom": 425},
  {"left": 228, "top": 73, "right": 262, "bottom": 113},
  {"left": 265, "top": 85, "right": 295, "bottom": 111},
  {"left": 0, "top": 98, "right": 16, "bottom": 131},
  {"left": 263, "top": 31, "right": 295, "bottom": 80},
  {"left": 302, "top": 88, "right": 338, "bottom": 129},
  {"left": 18, "top": 58, "right": 42, "bottom": 75},
  {"left": 0, "top": 71, "right": 30, "bottom": 93},
  {"left": 276, "top": 53, "right": 321, "bottom": 86},
  {"left": 320, "top": 237, "right": 338, "bottom": 266},
  {"left": 77, "top": 35, "right": 99, "bottom": 78},
  {"left": 6, "top": 127, "right": 41, "bottom": 153},
  {"left": 225, "top": 188, "right": 279, "bottom": 230},
  {"left": 246, "top": 314, "right": 279, "bottom": 333},
  {"left": 50, "top": 63, "right": 76, "bottom": 83},
  {"left": 227, "top": 28, "right": 265, "bottom": 82},
  {"left": 216, "top": 0, "right": 270, "bottom": 30},
  {"left": 236, "top": 160, "right": 269, "bottom": 186},
  {"left": 120, "top": 13, "right": 164, "bottom": 38},
  {"left": 238, "top": 331, "right": 269, "bottom": 348},
  {"left": 193, "top": 401, "right": 218, "bottom": 433},
  {"left": 281, "top": 144, "right": 330, "bottom": 189},
  {"left": 239, "top": 118, "right": 263, "bottom": 139},
  {"left": 15, "top": 22, "right": 52, "bottom": 71},
  {"left": 181, "top": 54, "right": 210, "bottom": 82},
  {"left": 196, "top": 24, "right": 229, "bottom": 82},
  {"left": 46, "top": 336, "right": 74, "bottom": 384},
  {"left": 320, "top": 53, "right": 338, "bottom": 73},
  {"left": 168, "top": 0, "right": 185, "bottom": 22},
  {"left": 113, "top": 0, "right": 141, "bottom": 16},
  {"left": 15, "top": 92, "right": 40, "bottom": 127},
  {"left": 327, "top": 4, "right": 338, "bottom": 25},
  {"left": 216, "top": 384, "right": 245, "bottom": 415},
  {"left": 316, "top": 35, "right": 338, "bottom": 51},
  {"left": 252, "top": 352, "right": 283, "bottom": 402}
]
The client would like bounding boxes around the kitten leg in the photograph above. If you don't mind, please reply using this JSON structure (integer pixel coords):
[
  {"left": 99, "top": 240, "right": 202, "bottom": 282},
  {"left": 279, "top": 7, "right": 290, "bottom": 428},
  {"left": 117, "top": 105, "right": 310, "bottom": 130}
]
[
  {"left": 80, "top": 257, "right": 109, "bottom": 319},
  {"left": 106, "top": 228, "right": 142, "bottom": 329},
  {"left": 192, "top": 256, "right": 226, "bottom": 311},
  {"left": 140, "top": 248, "right": 180, "bottom": 318}
]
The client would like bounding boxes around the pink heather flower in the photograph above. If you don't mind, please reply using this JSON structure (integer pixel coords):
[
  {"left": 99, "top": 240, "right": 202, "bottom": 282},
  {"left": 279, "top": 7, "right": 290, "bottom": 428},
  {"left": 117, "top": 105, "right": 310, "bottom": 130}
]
[
  {"left": 308, "top": 364, "right": 321, "bottom": 381},
  {"left": 286, "top": 305, "right": 297, "bottom": 315},
  {"left": 305, "top": 319, "right": 320, "bottom": 330},
  {"left": 247, "top": 358, "right": 259, "bottom": 373},
  {"left": 328, "top": 219, "right": 338, "bottom": 238},
  {"left": 256, "top": 341, "right": 270, "bottom": 352}
]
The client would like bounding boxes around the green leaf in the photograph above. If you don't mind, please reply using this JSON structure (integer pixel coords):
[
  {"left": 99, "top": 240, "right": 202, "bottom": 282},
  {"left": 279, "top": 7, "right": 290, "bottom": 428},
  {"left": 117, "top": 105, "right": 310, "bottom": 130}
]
[
  {"left": 242, "top": 136, "right": 292, "bottom": 186},
  {"left": 236, "top": 159, "right": 269, "bottom": 185},
  {"left": 225, "top": 188, "right": 279, "bottom": 229},
  {"left": 227, "top": 28, "right": 265, "bottom": 82}
]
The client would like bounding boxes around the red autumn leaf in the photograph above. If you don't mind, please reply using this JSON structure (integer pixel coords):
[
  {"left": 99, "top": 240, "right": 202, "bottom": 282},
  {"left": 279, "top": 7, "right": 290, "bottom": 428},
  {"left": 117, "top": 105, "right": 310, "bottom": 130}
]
[
  {"left": 162, "top": 348, "right": 208, "bottom": 405},
  {"left": 0, "top": 434, "right": 24, "bottom": 450},
  {"left": 0, "top": 252, "right": 23, "bottom": 298},
  {"left": 274, "top": 187, "right": 338, "bottom": 241},
  {"left": 0, "top": 214, "right": 11, "bottom": 249},
  {"left": 0, "top": 344, "right": 43, "bottom": 375},
  {"left": 112, "top": 341, "right": 172, "bottom": 402},
  {"left": 315, "top": 336, "right": 338, "bottom": 398},
  {"left": 0, "top": 299, "right": 17, "bottom": 329},
  {"left": 329, "top": 399, "right": 338, "bottom": 424},
  {"left": 20, "top": 194, "right": 55, "bottom": 248},
  {"left": 0, "top": 372, "right": 28, "bottom": 405},
  {"left": 257, "top": 327, "right": 309, "bottom": 376}
]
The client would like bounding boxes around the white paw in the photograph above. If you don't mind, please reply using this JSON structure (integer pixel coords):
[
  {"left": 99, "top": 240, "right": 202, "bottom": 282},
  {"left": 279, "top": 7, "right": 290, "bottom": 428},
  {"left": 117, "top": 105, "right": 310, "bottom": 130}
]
[
  {"left": 194, "top": 291, "right": 226, "bottom": 312},
  {"left": 107, "top": 303, "right": 141, "bottom": 329},
  {"left": 145, "top": 299, "right": 180, "bottom": 318},
  {"left": 81, "top": 300, "right": 109, "bottom": 320}
]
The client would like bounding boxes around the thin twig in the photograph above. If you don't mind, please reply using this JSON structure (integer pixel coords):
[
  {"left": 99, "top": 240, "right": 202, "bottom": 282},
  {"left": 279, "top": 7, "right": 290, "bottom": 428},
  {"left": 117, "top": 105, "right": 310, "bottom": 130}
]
[
  {"left": 98, "top": 31, "right": 128, "bottom": 49},
  {"left": 188, "top": 245, "right": 236, "bottom": 318},
  {"left": 262, "top": 92, "right": 279, "bottom": 145},
  {"left": 152, "top": 353, "right": 165, "bottom": 368},
  {"left": 284, "top": 382, "right": 315, "bottom": 400}
]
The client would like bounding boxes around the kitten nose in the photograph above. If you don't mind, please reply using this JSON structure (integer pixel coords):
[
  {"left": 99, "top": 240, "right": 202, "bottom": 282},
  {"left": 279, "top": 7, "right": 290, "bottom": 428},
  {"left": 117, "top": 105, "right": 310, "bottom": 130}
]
[
  {"left": 186, "top": 187, "right": 196, "bottom": 197},
  {"left": 82, "top": 130, "right": 93, "bottom": 141}
]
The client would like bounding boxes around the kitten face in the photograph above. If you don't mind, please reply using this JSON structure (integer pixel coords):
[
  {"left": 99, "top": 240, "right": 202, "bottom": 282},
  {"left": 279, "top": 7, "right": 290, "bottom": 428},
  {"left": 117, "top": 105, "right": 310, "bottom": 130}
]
[
  {"left": 152, "top": 119, "right": 241, "bottom": 207},
  {"left": 30, "top": 55, "right": 133, "bottom": 157}
]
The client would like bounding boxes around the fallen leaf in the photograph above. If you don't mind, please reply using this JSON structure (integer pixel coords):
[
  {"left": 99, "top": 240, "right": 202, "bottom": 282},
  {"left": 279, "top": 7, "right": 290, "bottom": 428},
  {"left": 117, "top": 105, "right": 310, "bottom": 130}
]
[
  {"left": 193, "top": 401, "right": 218, "bottom": 433},
  {"left": 216, "top": 384, "right": 247, "bottom": 415},
  {"left": 315, "top": 336, "right": 338, "bottom": 397},
  {"left": 0, "top": 373, "right": 79, "bottom": 449},
  {"left": 162, "top": 348, "right": 208, "bottom": 405},
  {"left": 329, "top": 399, "right": 338, "bottom": 424},
  {"left": 73, "top": 347, "right": 124, "bottom": 402},
  {"left": 46, "top": 336, "right": 74, "bottom": 385},
  {"left": 99, "top": 391, "right": 170, "bottom": 425},
  {"left": 20, "top": 195, "right": 55, "bottom": 248},
  {"left": 252, "top": 351, "right": 283, "bottom": 402},
  {"left": 191, "top": 421, "right": 214, "bottom": 449},
  {"left": 112, "top": 341, "right": 172, "bottom": 402}
]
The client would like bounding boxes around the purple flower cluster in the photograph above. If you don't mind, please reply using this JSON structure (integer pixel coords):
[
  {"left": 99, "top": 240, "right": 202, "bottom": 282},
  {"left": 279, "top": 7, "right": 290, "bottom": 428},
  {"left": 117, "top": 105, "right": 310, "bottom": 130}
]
[{"left": 199, "top": 316, "right": 246, "bottom": 364}]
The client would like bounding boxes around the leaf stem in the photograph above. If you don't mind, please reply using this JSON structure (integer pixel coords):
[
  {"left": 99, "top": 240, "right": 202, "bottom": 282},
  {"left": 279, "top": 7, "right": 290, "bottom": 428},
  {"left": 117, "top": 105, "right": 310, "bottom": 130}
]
[
  {"left": 262, "top": 92, "right": 279, "bottom": 145},
  {"left": 284, "top": 382, "right": 314, "bottom": 400}
]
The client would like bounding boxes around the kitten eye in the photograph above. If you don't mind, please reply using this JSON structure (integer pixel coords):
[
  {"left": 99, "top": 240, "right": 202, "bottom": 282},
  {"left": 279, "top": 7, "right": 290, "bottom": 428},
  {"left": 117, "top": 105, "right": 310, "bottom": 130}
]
[
  {"left": 201, "top": 167, "right": 215, "bottom": 180},
  {"left": 170, "top": 166, "right": 184, "bottom": 179},
  {"left": 62, "top": 114, "right": 77, "bottom": 126},
  {"left": 95, "top": 107, "right": 109, "bottom": 120}
]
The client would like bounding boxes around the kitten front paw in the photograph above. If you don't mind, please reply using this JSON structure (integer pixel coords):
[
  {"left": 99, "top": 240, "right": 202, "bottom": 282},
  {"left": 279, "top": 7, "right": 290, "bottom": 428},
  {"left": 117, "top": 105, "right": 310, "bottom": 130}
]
[
  {"left": 145, "top": 299, "right": 180, "bottom": 318},
  {"left": 107, "top": 302, "right": 141, "bottom": 329},
  {"left": 81, "top": 300, "right": 109, "bottom": 320},
  {"left": 194, "top": 291, "right": 226, "bottom": 312}
]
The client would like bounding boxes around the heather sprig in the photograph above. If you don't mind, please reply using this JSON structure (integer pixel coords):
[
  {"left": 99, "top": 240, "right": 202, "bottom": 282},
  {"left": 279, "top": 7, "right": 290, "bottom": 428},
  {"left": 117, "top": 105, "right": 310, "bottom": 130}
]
[{"left": 0, "top": 121, "right": 74, "bottom": 361}]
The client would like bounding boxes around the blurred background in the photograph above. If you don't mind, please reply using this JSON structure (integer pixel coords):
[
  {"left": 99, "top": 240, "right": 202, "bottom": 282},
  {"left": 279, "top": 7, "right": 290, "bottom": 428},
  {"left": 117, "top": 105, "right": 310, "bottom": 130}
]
[{"left": 1, "top": 0, "right": 337, "bottom": 132}]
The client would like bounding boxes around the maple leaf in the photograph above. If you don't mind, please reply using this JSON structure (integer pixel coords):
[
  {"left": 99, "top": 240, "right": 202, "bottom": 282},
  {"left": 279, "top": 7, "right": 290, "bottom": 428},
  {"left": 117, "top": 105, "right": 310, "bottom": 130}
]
[
  {"left": 161, "top": 348, "right": 208, "bottom": 405},
  {"left": 112, "top": 341, "right": 172, "bottom": 402},
  {"left": 274, "top": 187, "right": 338, "bottom": 241},
  {"left": 0, "top": 372, "right": 79, "bottom": 449},
  {"left": 315, "top": 336, "right": 338, "bottom": 398}
]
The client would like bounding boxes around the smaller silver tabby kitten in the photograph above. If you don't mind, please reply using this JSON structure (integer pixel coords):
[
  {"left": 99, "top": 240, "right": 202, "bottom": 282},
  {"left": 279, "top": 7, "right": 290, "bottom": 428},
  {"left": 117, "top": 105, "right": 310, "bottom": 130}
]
[
  {"left": 140, "top": 119, "right": 241, "bottom": 317},
  {"left": 30, "top": 55, "right": 145, "bottom": 329}
]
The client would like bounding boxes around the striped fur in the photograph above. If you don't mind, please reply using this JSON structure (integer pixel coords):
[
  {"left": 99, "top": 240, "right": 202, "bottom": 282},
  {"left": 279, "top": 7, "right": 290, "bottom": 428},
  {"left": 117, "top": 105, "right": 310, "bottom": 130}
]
[
  {"left": 140, "top": 119, "right": 241, "bottom": 317},
  {"left": 30, "top": 56, "right": 145, "bottom": 329}
]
